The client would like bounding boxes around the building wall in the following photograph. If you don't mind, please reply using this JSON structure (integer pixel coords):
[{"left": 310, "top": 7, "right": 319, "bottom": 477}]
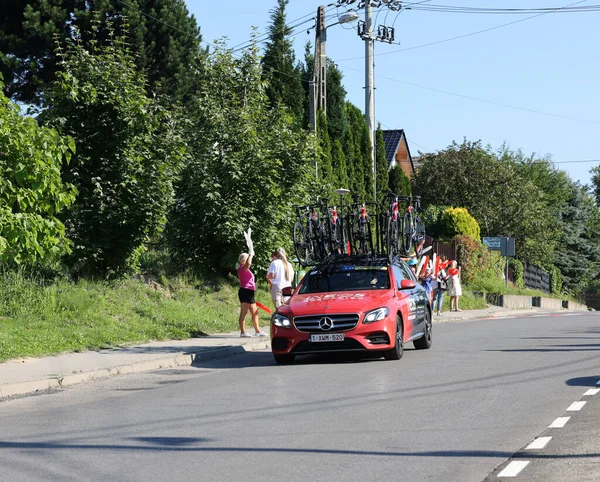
[{"left": 394, "top": 139, "right": 413, "bottom": 178}]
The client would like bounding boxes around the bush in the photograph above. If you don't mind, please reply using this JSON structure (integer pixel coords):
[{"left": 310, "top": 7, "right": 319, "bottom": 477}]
[
  {"left": 550, "top": 265, "right": 562, "bottom": 295},
  {"left": 509, "top": 258, "right": 525, "bottom": 288},
  {"left": 0, "top": 82, "right": 76, "bottom": 265},
  {"left": 454, "top": 235, "right": 503, "bottom": 285},
  {"left": 440, "top": 207, "right": 480, "bottom": 240},
  {"left": 422, "top": 204, "right": 448, "bottom": 239}
]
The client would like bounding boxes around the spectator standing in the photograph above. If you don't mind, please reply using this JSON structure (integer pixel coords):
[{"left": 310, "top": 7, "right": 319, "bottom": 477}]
[
  {"left": 267, "top": 247, "right": 294, "bottom": 309},
  {"left": 448, "top": 260, "right": 463, "bottom": 312},
  {"left": 236, "top": 229, "right": 268, "bottom": 337},
  {"left": 432, "top": 266, "right": 450, "bottom": 316},
  {"left": 419, "top": 267, "right": 434, "bottom": 305}
]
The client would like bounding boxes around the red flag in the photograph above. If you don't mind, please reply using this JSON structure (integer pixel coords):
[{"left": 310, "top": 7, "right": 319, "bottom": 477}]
[{"left": 256, "top": 302, "right": 272, "bottom": 314}]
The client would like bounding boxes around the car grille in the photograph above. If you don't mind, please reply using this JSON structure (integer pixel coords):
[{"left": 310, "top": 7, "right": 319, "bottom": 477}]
[
  {"left": 293, "top": 338, "right": 365, "bottom": 354},
  {"left": 293, "top": 314, "right": 360, "bottom": 333}
]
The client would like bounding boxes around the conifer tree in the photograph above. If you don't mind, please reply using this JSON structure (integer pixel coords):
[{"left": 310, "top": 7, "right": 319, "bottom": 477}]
[
  {"left": 262, "top": 0, "right": 305, "bottom": 123},
  {"left": 0, "top": 0, "right": 202, "bottom": 104},
  {"left": 375, "top": 125, "right": 389, "bottom": 205}
]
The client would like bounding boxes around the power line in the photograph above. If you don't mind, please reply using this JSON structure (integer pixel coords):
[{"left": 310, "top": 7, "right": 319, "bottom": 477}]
[
  {"left": 368, "top": 71, "right": 600, "bottom": 125},
  {"left": 336, "top": 0, "right": 590, "bottom": 61}
]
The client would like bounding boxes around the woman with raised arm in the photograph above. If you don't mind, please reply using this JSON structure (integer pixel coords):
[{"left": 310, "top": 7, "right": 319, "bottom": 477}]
[{"left": 237, "top": 229, "right": 268, "bottom": 337}]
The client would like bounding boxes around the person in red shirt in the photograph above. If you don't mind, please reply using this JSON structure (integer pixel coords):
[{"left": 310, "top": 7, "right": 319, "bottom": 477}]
[{"left": 236, "top": 229, "right": 268, "bottom": 338}]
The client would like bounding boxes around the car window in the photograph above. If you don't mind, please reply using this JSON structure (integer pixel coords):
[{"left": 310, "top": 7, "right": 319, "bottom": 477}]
[
  {"left": 393, "top": 263, "right": 416, "bottom": 288},
  {"left": 298, "top": 266, "right": 390, "bottom": 294}
]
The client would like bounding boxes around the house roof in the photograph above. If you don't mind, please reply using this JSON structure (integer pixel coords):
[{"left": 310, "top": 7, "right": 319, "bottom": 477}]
[{"left": 382, "top": 129, "right": 415, "bottom": 175}]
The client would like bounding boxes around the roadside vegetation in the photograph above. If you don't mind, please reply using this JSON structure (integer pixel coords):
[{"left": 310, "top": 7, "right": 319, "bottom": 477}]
[{"left": 1, "top": 0, "right": 599, "bottom": 361}]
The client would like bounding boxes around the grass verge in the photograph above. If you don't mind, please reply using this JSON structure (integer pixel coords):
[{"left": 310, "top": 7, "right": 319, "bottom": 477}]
[{"left": 0, "top": 270, "right": 273, "bottom": 362}]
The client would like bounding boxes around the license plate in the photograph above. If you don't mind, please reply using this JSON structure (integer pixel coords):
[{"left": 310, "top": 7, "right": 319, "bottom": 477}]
[{"left": 309, "top": 333, "right": 345, "bottom": 342}]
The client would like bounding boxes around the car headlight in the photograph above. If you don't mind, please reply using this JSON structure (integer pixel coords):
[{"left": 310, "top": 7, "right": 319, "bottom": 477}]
[
  {"left": 363, "top": 307, "right": 389, "bottom": 324},
  {"left": 272, "top": 313, "right": 292, "bottom": 328}
]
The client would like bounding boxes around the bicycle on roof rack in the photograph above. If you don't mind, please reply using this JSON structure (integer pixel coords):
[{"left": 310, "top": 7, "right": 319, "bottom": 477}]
[
  {"left": 347, "top": 197, "right": 376, "bottom": 256},
  {"left": 379, "top": 191, "right": 401, "bottom": 261},
  {"left": 293, "top": 203, "right": 324, "bottom": 267},
  {"left": 292, "top": 191, "right": 426, "bottom": 266},
  {"left": 399, "top": 195, "right": 426, "bottom": 257}
]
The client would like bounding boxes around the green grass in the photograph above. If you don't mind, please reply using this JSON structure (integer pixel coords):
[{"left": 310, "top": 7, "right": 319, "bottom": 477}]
[{"left": 0, "top": 270, "right": 273, "bottom": 362}]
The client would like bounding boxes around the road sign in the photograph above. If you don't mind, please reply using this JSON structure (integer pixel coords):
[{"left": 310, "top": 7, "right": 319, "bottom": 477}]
[
  {"left": 482, "top": 237, "right": 503, "bottom": 250},
  {"left": 483, "top": 237, "right": 515, "bottom": 257}
]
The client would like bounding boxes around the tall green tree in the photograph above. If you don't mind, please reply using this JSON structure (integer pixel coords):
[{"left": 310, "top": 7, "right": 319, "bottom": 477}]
[
  {"left": 388, "top": 165, "right": 412, "bottom": 196},
  {"left": 344, "top": 102, "right": 370, "bottom": 201},
  {"left": 590, "top": 165, "right": 600, "bottom": 205},
  {"left": 0, "top": 0, "right": 202, "bottom": 104},
  {"left": 326, "top": 60, "right": 349, "bottom": 142},
  {"left": 0, "top": 81, "right": 76, "bottom": 265},
  {"left": 375, "top": 124, "right": 388, "bottom": 205},
  {"left": 415, "top": 140, "right": 562, "bottom": 266},
  {"left": 316, "top": 109, "right": 333, "bottom": 189},
  {"left": 169, "top": 40, "right": 316, "bottom": 274},
  {"left": 554, "top": 181, "right": 600, "bottom": 294},
  {"left": 261, "top": 0, "right": 304, "bottom": 123},
  {"left": 44, "top": 32, "right": 186, "bottom": 277}
]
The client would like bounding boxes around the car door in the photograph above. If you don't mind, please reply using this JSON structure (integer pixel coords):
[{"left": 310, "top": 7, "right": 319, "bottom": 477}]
[{"left": 393, "top": 263, "right": 428, "bottom": 336}]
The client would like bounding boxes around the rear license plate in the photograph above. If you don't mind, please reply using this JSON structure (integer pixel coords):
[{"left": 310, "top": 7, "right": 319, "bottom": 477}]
[{"left": 309, "top": 333, "right": 345, "bottom": 342}]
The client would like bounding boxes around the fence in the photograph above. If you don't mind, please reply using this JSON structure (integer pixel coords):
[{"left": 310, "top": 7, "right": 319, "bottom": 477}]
[
  {"left": 583, "top": 292, "right": 600, "bottom": 311},
  {"left": 423, "top": 235, "right": 456, "bottom": 262},
  {"left": 522, "top": 263, "right": 550, "bottom": 293}
]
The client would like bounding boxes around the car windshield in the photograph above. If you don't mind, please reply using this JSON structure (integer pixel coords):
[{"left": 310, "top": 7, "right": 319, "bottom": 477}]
[{"left": 298, "top": 265, "right": 390, "bottom": 294}]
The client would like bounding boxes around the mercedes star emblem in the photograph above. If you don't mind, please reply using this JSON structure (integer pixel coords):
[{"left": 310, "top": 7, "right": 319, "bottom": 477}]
[{"left": 319, "top": 317, "right": 333, "bottom": 331}]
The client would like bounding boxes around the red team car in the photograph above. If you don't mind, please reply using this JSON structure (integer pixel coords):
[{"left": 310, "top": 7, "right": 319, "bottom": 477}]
[{"left": 270, "top": 256, "right": 432, "bottom": 364}]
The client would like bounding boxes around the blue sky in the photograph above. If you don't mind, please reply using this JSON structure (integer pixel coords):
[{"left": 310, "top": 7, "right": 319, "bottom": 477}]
[{"left": 187, "top": 1, "right": 599, "bottom": 186}]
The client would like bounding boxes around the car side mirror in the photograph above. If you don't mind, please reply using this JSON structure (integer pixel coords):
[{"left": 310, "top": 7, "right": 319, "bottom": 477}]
[
  {"left": 399, "top": 279, "right": 416, "bottom": 290},
  {"left": 282, "top": 286, "right": 294, "bottom": 297}
]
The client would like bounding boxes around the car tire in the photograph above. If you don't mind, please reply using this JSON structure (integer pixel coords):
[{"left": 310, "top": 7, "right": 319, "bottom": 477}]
[
  {"left": 273, "top": 354, "right": 295, "bottom": 364},
  {"left": 413, "top": 310, "right": 432, "bottom": 350},
  {"left": 384, "top": 315, "right": 404, "bottom": 360}
]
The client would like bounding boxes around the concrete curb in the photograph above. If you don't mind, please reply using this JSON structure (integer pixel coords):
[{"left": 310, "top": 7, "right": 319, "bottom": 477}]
[{"left": 0, "top": 338, "right": 270, "bottom": 399}]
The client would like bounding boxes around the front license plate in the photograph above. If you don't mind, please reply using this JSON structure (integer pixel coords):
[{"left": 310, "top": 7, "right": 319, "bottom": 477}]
[{"left": 309, "top": 333, "right": 345, "bottom": 342}]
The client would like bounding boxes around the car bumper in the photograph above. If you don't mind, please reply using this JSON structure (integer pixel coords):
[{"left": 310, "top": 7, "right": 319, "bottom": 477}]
[{"left": 271, "top": 319, "right": 396, "bottom": 356}]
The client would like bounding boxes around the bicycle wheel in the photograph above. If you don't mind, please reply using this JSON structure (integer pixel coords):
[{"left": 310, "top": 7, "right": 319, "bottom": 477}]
[
  {"left": 386, "top": 216, "right": 399, "bottom": 260},
  {"left": 293, "top": 221, "right": 311, "bottom": 267},
  {"left": 402, "top": 211, "right": 414, "bottom": 255},
  {"left": 330, "top": 220, "right": 343, "bottom": 254},
  {"left": 414, "top": 217, "right": 426, "bottom": 257}
]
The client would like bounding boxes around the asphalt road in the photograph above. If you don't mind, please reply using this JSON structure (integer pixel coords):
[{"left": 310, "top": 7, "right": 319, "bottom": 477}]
[{"left": 1, "top": 312, "right": 599, "bottom": 481}]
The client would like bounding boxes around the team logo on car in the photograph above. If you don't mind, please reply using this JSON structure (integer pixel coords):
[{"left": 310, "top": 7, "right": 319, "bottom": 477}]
[{"left": 319, "top": 317, "right": 334, "bottom": 331}]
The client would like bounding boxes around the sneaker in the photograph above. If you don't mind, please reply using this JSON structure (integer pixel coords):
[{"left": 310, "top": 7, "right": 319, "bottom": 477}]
[
  {"left": 240, "top": 332, "right": 252, "bottom": 338},
  {"left": 436, "top": 312, "right": 441, "bottom": 316},
  {"left": 255, "top": 331, "right": 269, "bottom": 337}
]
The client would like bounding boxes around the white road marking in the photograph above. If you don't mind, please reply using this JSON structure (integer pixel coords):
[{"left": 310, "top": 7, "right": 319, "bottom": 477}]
[
  {"left": 549, "top": 416, "right": 570, "bottom": 428},
  {"left": 567, "top": 401, "right": 586, "bottom": 411},
  {"left": 526, "top": 437, "right": 552, "bottom": 450},
  {"left": 530, "top": 315, "right": 546, "bottom": 317},
  {"left": 584, "top": 388, "right": 600, "bottom": 396},
  {"left": 498, "top": 461, "right": 530, "bottom": 477}
]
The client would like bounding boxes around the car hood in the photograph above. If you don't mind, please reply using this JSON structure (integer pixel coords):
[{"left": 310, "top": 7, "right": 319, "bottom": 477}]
[{"left": 284, "top": 290, "right": 392, "bottom": 315}]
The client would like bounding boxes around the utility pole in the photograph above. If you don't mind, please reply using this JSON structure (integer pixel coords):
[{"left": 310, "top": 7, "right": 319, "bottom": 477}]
[
  {"left": 310, "top": 5, "right": 327, "bottom": 133},
  {"left": 364, "top": 2, "right": 376, "bottom": 201}
]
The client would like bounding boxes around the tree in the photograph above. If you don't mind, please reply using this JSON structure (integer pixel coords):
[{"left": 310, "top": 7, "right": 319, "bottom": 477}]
[
  {"left": 326, "top": 60, "right": 348, "bottom": 142},
  {"left": 0, "top": 81, "right": 76, "bottom": 265},
  {"left": 344, "top": 102, "right": 371, "bottom": 201},
  {"left": 261, "top": 0, "right": 305, "bottom": 123},
  {"left": 0, "top": 0, "right": 202, "bottom": 105},
  {"left": 169, "top": 41, "right": 316, "bottom": 274},
  {"left": 43, "top": 32, "right": 186, "bottom": 277},
  {"left": 316, "top": 109, "right": 333, "bottom": 188},
  {"left": 388, "top": 165, "right": 412, "bottom": 197},
  {"left": 375, "top": 124, "right": 389, "bottom": 206},
  {"left": 590, "top": 165, "right": 600, "bottom": 205},
  {"left": 415, "top": 140, "right": 562, "bottom": 266},
  {"left": 554, "top": 181, "right": 600, "bottom": 295}
]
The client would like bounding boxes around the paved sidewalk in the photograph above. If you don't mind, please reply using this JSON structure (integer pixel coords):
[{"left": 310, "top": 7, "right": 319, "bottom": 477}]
[{"left": 0, "top": 305, "right": 564, "bottom": 399}]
